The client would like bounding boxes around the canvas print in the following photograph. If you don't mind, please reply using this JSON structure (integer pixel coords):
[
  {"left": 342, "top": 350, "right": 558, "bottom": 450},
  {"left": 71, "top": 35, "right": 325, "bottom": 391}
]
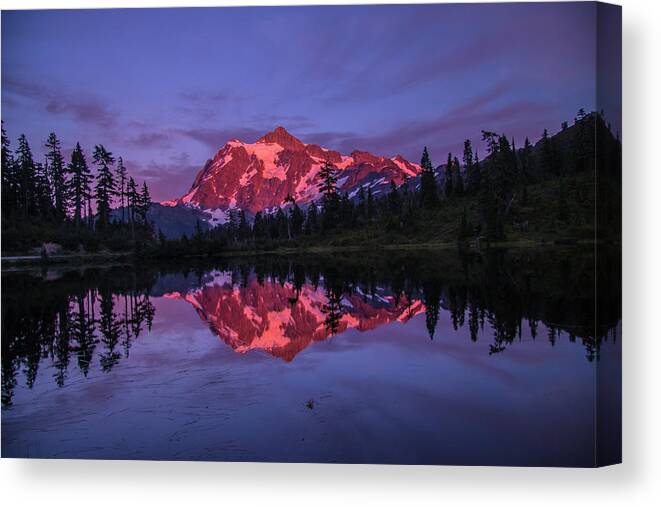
[{"left": 1, "top": 2, "right": 621, "bottom": 466}]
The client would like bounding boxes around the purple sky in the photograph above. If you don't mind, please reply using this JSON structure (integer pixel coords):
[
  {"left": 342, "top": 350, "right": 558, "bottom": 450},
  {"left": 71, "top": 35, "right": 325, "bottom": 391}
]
[{"left": 1, "top": 3, "right": 620, "bottom": 201}]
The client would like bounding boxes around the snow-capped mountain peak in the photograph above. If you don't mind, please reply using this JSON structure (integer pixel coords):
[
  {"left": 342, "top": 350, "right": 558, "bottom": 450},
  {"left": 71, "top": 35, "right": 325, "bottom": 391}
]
[{"left": 165, "top": 127, "right": 421, "bottom": 214}]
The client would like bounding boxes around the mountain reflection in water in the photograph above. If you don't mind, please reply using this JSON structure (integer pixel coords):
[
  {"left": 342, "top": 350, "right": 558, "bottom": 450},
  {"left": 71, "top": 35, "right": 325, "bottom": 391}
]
[
  {"left": 165, "top": 274, "right": 425, "bottom": 361},
  {"left": 1, "top": 248, "right": 621, "bottom": 466},
  {"left": 2, "top": 248, "right": 620, "bottom": 406}
]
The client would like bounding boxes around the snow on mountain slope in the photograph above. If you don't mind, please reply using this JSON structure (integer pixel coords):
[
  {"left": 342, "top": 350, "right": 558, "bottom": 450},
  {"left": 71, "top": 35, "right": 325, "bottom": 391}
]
[
  {"left": 165, "top": 126, "right": 421, "bottom": 214},
  {"left": 165, "top": 275, "right": 425, "bottom": 361}
]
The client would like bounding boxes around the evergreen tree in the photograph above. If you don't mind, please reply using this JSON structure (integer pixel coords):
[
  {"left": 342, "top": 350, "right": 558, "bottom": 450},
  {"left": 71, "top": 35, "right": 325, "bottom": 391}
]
[
  {"left": 510, "top": 137, "right": 520, "bottom": 179},
  {"left": 539, "top": 128, "right": 557, "bottom": 176},
  {"left": 387, "top": 180, "right": 401, "bottom": 216},
  {"left": 444, "top": 153, "right": 454, "bottom": 198},
  {"left": 385, "top": 180, "right": 402, "bottom": 231},
  {"left": 282, "top": 194, "right": 296, "bottom": 239},
  {"left": 317, "top": 161, "right": 339, "bottom": 230},
  {"left": 1, "top": 123, "right": 17, "bottom": 216},
  {"left": 289, "top": 202, "right": 305, "bottom": 237},
  {"left": 98, "top": 288, "right": 122, "bottom": 372},
  {"left": 478, "top": 131, "right": 516, "bottom": 240},
  {"left": 521, "top": 137, "right": 533, "bottom": 181},
  {"left": 422, "top": 282, "right": 441, "bottom": 340},
  {"left": 115, "top": 157, "right": 128, "bottom": 222},
  {"left": 304, "top": 202, "right": 318, "bottom": 235},
  {"left": 420, "top": 146, "right": 432, "bottom": 171},
  {"left": 93, "top": 145, "right": 116, "bottom": 229},
  {"left": 366, "top": 186, "right": 375, "bottom": 222},
  {"left": 33, "top": 161, "right": 53, "bottom": 217},
  {"left": 45, "top": 133, "right": 67, "bottom": 220},
  {"left": 339, "top": 192, "right": 354, "bottom": 228},
  {"left": 318, "top": 161, "right": 338, "bottom": 198},
  {"left": 238, "top": 209, "right": 250, "bottom": 240},
  {"left": 419, "top": 147, "right": 438, "bottom": 207},
  {"left": 473, "top": 151, "right": 482, "bottom": 192},
  {"left": 573, "top": 110, "right": 594, "bottom": 173},
  {"left": 463, "top": 140, "right": 477, "bottom": 194},
  {"left": 126, "top": 176, "right": 139, "bottom": 236},
  {"left": 15, "top": 134, "right": 36, "bottom": 215},
  {"left": 251, "top": 211, "right": 263, "bottom": 239},
  {"left": 138, "top": 181, "right": 151, "bottom": 224},
  {"left": 453, "top": 156, "right": 464, "bottom": 196},
  {"left": 67, "top": 143, "right": 91, "bottom": 229},
  {"left": 193, "top": 219, "right": 204, "bottom": 247},
  {"left": 274, "top": 207, "right": 288, "bottom": 238},
  {"left": 356, "top": 185, "right": 367, "bottom": 222}
]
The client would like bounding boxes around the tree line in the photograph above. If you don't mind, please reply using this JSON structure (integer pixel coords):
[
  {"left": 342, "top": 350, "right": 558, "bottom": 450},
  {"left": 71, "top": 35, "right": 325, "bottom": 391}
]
[
  {"left": 2, "top": 123, "right": 153, "bottom": 252},
  {"left": 2, "top": 109, "right": 620, "bottom": 255},
  {"left": 1, "top": 267, "right": 156, "bottom": 406},
  {"left": 1, "top": 244, "right": 620, "bottom": 404},
  {"left": 153, "top": 109, "right": 620, "bottom": 255}
]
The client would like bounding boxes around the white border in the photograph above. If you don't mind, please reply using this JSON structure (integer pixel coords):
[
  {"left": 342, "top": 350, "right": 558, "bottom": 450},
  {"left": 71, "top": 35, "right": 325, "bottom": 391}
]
[{"left": 1, "top": 1, "right": 659, "bottom": 506}]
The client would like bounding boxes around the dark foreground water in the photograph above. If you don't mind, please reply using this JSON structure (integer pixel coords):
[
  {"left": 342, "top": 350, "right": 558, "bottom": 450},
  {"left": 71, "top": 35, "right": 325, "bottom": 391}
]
[{"left": 1, "top": 248, "right": 621, "bottom": 466}]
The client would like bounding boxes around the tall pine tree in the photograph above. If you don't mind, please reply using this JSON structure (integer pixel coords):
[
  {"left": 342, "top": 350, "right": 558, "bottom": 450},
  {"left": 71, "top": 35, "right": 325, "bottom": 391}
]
[
  {"left": 419, "top": 147, "right": 438, "bottom": 208},
  {"left": 93, "top": 145, "right": 116, "bottom": 229},
  {"left": 317, "top": 161, "right": 339, "bottom": 230},
  {"left": 463, "top": 140, "right": 475, "bottom": 194},
  {"left": 126, "top": 176, "right": 139, "bottom": 237},
  {"left": 1, "top": 123, "right": 17, "bottom": 216},
  {"left": 33, "top": 161, "right": 53, "bottom": 217},
  {"left": 115, "top": 156, "right": 128, "bottom": 223},
  {"left": 15, "top": 134, "right": 36, "bottom": 216},
  {"left": 453, "top": 156, "right": 464, "bottom": 196},
  {"left": 45, "top": 133, "right": 67, "bottom": 220},
  {"left": 138, "top": 180, "right": 151, "bottom": 224},
  {"left": 444, "top": 153, "right": 454, "bottom": 198},
  {"left": 67, "top": 143, "right": 92, "bottom": 229},
  {"left": 304, "top": 201, "right": 318, "bottom": 235}
]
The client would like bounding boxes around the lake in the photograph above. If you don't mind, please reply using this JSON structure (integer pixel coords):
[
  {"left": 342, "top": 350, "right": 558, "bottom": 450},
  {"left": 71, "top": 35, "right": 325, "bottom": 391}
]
[{"left": 1, "top": 248, "right": 621, "bottom": 466}]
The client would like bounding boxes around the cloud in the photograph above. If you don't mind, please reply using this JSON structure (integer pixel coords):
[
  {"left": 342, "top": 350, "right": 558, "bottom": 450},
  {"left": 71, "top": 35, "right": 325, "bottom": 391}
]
[
  {"left": 322, "top": 29, "right": 505, "bottom": 105},
  {"left": 299, "top": 83, "right": 552, "bottom": 162},
  {"left": 44, "top": 97, "right": 115, "bottom": 129},
  {"left": 179, "top": 91, "right": 233, "bottom": 104},
  {"left": 174, "top": 126, "right": 264, "bottom": 152},
  {"left": 254, "top": 114, "right": 316, "bottom": 131},
  {"left": 123, "top": 152, "right": 200, "bottom": 201},
  {"left": 3, "top": 77, "right": 117, "bottom": 129},
  {"left": 300, "top": 130, "right": 358, "bottom": 151},
  {"left": 129, "top": 131, "right": 173, "bottom": 148},
  {"left": 175, "top": 89, "right": 252, "bottom": 122}
]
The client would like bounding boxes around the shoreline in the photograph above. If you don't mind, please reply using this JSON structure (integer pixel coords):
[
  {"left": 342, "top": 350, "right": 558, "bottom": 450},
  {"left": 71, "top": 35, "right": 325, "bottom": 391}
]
[
  {"left": 1, "top": 238, "right": 618, "bottom": 272},
  {"left": 1, "top": 251, "right": 133, "bottom": 272}
]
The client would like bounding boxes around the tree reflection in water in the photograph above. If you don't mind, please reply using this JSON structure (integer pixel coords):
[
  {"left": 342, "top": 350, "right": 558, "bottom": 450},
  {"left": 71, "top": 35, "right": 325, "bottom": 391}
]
[
  {"left": 2, "top": 268, "right": 156, "bottom": 406},
  {"left": 1, "top": 247, "right": 620, "bottom": 406}
]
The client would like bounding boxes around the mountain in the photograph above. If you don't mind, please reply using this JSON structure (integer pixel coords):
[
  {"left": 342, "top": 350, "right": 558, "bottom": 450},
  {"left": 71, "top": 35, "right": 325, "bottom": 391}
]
[
  {"left": 111, "top": 202, "right": 213, "bottom": 239},
  {"left": 163, "top": 126, "right": 421, "bottom": 220},
  {"left": 165, "top": 274, "right": 425, "bottom": 361}
]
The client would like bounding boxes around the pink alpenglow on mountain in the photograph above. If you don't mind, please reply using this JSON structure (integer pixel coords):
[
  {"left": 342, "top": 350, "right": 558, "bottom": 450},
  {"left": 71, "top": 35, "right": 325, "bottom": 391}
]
[
  {"left": 165, "top": 275, "right": 425, "bottom": 362},
  {"left": 165, "top": 127, "right": 421, "bottom": 214}
]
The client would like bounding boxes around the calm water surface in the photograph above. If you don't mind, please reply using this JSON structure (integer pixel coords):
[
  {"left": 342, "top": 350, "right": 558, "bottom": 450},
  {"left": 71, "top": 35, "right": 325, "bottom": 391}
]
[{"left": 1, "top": 249, "right": 621, "bottom": 465}]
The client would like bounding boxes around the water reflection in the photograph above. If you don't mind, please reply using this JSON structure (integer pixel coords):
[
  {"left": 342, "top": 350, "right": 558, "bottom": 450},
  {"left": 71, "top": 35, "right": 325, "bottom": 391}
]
[
  {"left": 1, "top": 247, "right": 620, "bottom": 407},
  {"left": 165, "top": 275, "right": 424, "bottom": 361},
  {"left": 2, "top": 270, "right": 155, "bottom": 406}
]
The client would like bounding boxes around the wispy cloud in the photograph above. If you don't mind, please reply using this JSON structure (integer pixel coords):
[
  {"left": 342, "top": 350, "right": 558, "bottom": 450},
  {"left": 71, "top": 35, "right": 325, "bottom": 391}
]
[
  {"left": 122, "top": 152, "right": 200, "bottom": 201},
  {"left": 300, "top": 83, "right": 552, "bottom": 161},
  {"left": 128, "top": 131, "right": 173, "bottom": 148},
  {"left": 174, "top": 89, "right": 252, "bottom": 122},
  {"left": 174, "top": 126, "right": 264, "bottom": 152},
  {"left": 3, "top": 77, "right": 117, "bottom": 129}
]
